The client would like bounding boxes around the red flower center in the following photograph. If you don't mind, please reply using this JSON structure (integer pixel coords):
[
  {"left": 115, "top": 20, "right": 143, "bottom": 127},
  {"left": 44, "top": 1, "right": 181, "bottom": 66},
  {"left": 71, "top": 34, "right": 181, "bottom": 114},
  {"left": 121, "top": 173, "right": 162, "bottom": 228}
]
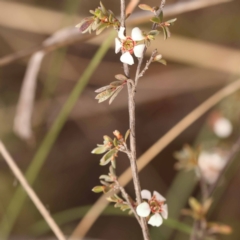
[
  {"left": 148, "top": 195, "right": 164, "bottom": 214},
  {"left": 122, "top": 37, "right": 136, "bottom": 54}
]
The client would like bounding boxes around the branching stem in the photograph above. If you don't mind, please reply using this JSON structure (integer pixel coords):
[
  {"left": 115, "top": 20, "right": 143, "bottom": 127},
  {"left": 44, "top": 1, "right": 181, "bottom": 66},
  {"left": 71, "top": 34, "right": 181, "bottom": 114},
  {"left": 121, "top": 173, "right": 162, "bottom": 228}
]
[
  {"left": 114, "top": 180, "right": 141, "bottom": 226},
  {"left": 120, "top": 0, "right": 150, "bottom": 239}
]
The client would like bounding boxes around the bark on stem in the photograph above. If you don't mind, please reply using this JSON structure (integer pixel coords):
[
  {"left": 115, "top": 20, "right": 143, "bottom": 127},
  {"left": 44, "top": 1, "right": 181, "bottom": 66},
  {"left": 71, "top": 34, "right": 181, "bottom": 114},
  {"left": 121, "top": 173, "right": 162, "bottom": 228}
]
[
  {"left": 127, "top": 78, "right": 150, "bottom": 240},
  {"left": 120, "top": 0, "right": 150, "bottom": 239}
]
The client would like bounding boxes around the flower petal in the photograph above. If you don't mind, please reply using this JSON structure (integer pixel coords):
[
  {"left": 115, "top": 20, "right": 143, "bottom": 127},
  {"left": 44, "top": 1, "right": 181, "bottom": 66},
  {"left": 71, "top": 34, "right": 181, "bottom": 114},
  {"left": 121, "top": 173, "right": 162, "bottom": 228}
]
[
  {"left": 161, "top": 204, "right": 168, "bottom": 219},
  {"left": 153, "top": 191, "right": 166, "bottom": 202},
  {"left": 136, "top": 202, "right": 151, "bottom": 217},
  {"left": 118, "top": 26, "right": 126, "bottom": 40},
  {"left": 115, "top": 38, "right": 122, "bottom": 54},
  {"left": 133, "top": 44, "right": 145, "bottom": 58},
  {"left": 148, "top": 213, "right": 163, "bottom": 227},
  {"left": 131, "top": 27, "right": 144, "bottom": 41},
  {"left": 120, "top": 52, "right": 134, "bottom": 65},
  {"left": 141, "top": 189, "right": 152, "bottom": 200},
  {"left": 213, "top": 117, "right": 232, "bottom": 138}
]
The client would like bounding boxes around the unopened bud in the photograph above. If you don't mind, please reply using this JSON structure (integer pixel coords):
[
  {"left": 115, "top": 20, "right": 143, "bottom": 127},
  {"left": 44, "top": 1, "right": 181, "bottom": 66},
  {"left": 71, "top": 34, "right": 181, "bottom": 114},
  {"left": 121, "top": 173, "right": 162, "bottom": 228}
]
[
  {"left": 113, "top": 130, "right": 123, "bottom": 140},
  {"left": 92, "top": 186, "right": 104, "bottom": 193}
]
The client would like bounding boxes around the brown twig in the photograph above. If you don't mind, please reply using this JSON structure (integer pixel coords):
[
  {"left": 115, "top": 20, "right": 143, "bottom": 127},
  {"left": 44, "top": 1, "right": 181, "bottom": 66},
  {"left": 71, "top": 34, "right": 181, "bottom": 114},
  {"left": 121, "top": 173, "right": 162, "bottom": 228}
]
[
  {"left": 0, "top": 141, "right": 66, "bottom": 240},
  {"left": 114, "top": 180, "right": 142, "bottom": 226},
  {"left": 120, "top": 0, "right": 150, "bottom": 239},
  {"left": 73, "top": 78, "right": 240, "bottom": 239},
  {"left": 0, "top": 0, "right": 231, "bottom": 68},
  {"left": 135, "top": 0, "right": 165, "bottom": 87},
  {"left": 138, "top": 49, "right": 158, "bottom": 79}
]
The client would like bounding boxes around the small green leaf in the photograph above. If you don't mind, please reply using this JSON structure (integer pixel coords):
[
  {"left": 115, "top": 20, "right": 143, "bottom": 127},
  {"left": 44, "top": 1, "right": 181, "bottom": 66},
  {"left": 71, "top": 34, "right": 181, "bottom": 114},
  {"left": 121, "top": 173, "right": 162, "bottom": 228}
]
[
  {"left": 109, "top": 86, "right": 123, "bottom": 104},
  {"left": 95, "top": 89, "right": 115, "bottom": 103},
  {"left": 100, "top": 149, "right": 117, "bottom": 166},
  {"left": 91, "top": 146, "right": 108, "bottom": 154},
  {"left": 99, "top": 175, "right": 112, "bottom": 182},
  {"left": 163, "top": 27, "right": 171, "bottom": 40},
  {"left": 109, "top": 166, "right": 116, "bottom": 177},
  {"left": 100, "top": 1, "right": 107, "bottom": 15},
  {"left": 138, "top": 4, "right": 153, "bottom": 11},
  {"left": 100, "top": 156, "right": 112, "bottom": 166},
  {"left": 113, "top": 138, "right": 118, "bottom": 147},
  {"left": 159, "top": 11, "right": 163, "bottom": 22},
  {"left": 92, "top": 186, "right": 104, "bottom": 193},
  {"left": 115, "top": 74, "right": 127, "bottom": 81},
  {"left": 158, "top": 59, "right": 167, "bottom": 65},
  {"left": 166, "top": 18, "right": 177, "bottom": 24},
  {"left": 120, "top": 204, "right": 130, "bottom": 211},
  {"left": 150, "top": 16, "right": 161, "bottom": 24},
  {"left": 161, "top": 26, "right": 171, "bottom": 40},
  {"left": 107, "top": 195, "right": 118, "bottom": 202},
  {"left": 111, "top": 158, "right": 116, "bottom": 169},
  {"left": 95, "top": 85, "right": 112, "bottom": 93},
  {"left": 125, "top": 129, "right": 130, "bottom": 141},
  {"left": 110, "top": 81, "right": 124, "bottom": 87},
  {"left": 103, "top": 135, "right": 113, "bottom": 142},
  {"left": 148, "top": 30, "right": 160, "bottom": 36}
]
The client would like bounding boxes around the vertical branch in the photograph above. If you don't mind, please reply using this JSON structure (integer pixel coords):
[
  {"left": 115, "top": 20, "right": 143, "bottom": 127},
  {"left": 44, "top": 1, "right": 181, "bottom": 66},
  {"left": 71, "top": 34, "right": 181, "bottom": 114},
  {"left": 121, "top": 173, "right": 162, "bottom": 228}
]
[
  {"left": 120, "top": 0, "right": 150, "bottom": 239},
  {"left": 135, "top": 0, "right": 165, "bottom": 86}
]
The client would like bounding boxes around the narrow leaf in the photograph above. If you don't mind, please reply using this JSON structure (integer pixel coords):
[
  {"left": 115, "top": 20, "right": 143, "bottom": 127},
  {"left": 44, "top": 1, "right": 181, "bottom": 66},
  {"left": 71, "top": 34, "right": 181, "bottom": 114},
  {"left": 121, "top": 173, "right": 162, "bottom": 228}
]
[
  {"left": 110, "top": 81, "right": 124, "bottom": 87},
  {"left": 166, "top": 18, "right": 177, "bottom": 24},
  {"left": 109, "top": 166, "right": 116, "bottom": 177},
  {"left": 91, "top": 146, "right": 108, "bottom": 154},
  {"left": 159, "top": 11, "right": 163, "bottom": 22},
  {"left": 95, "top": 89, "right": 115, "bottom": 103},
  {"left": 113, "top": 138, "right": 118, "bottom": 147},
  {"left": 125, "top": 129, "right": 130, "bottom": 141},
  {"left": 100, "top": 149, "right": 117, "bottom": 166},
  {"left": 92, "top": 186, "right": 104, "bottom": 193},
  {"left": 103, "top": 135, "right": 113, "bottom": 142},
  {"left": 148, "top": 30, "right": 160, "bottom": 36},
  {"left": 165, "top": 27, "right": 171, "bottom": 39},
  {"left": 138, "top": 4, "right": 153, "bottom": 11},
  {"left": 115, "top": 74, "right": 127, "bottom": 81},
  {"left": 158, "top": 59, "right": 167, "bottom": 65},
  {"left": 95, "top": 85, "right": 112, "bottom": 93},
  {"left": 109, "top": 86, "right": 123, "bottom": 104},
  {"left": 162, "top": 26, "right": 167, "bottom": 40},
  {"left": 99, "top": 175, "right": 112, "bottom": 182},
  {"left": 100, "top": 1, "right": 107, "bottom": 15},
  {"left": 111, "top": 158, "right": 116, "bottom": 169},
  {"left": 150, "top": 16, "right": 161, "bottom": 24}
]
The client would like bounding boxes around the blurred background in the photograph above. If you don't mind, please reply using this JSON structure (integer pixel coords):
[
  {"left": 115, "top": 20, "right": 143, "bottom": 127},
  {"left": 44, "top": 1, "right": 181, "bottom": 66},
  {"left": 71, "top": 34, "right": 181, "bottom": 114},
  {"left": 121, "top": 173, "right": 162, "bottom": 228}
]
[{"left": 0, "top": 0, "right": 240, "bottom": 239}]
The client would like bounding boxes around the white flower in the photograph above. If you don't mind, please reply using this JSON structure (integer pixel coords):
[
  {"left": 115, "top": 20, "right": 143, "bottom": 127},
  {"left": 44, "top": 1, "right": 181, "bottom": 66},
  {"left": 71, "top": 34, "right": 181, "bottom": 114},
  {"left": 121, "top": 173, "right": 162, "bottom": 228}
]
[
  {"left": 198, "top": 151, "right": 227, "bottom": 184},
  {"left": 115, "top": 27, "right": 145, "bottom": 65},
  {"left": 213, "top": 117, "right": 232, "bottom": 138},
  {"left": 136, "top": 190, "right": 168, "bottom": 227}
]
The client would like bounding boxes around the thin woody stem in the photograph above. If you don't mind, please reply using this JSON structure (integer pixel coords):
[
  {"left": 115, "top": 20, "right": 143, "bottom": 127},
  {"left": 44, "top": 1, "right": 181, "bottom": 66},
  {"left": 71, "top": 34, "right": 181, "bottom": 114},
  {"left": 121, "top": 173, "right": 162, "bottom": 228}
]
[
  {"left": 138, "top": 49, "right": 158, "bottom": 79},
  {"left": 135, "top": 0, "right": 165, "bottom": 86},
  {"left": 115, "top": 180, "right": 142, "bottom": 226},
  {"left": 120, "top": 0, "right": 150, "bottom": 239}
]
